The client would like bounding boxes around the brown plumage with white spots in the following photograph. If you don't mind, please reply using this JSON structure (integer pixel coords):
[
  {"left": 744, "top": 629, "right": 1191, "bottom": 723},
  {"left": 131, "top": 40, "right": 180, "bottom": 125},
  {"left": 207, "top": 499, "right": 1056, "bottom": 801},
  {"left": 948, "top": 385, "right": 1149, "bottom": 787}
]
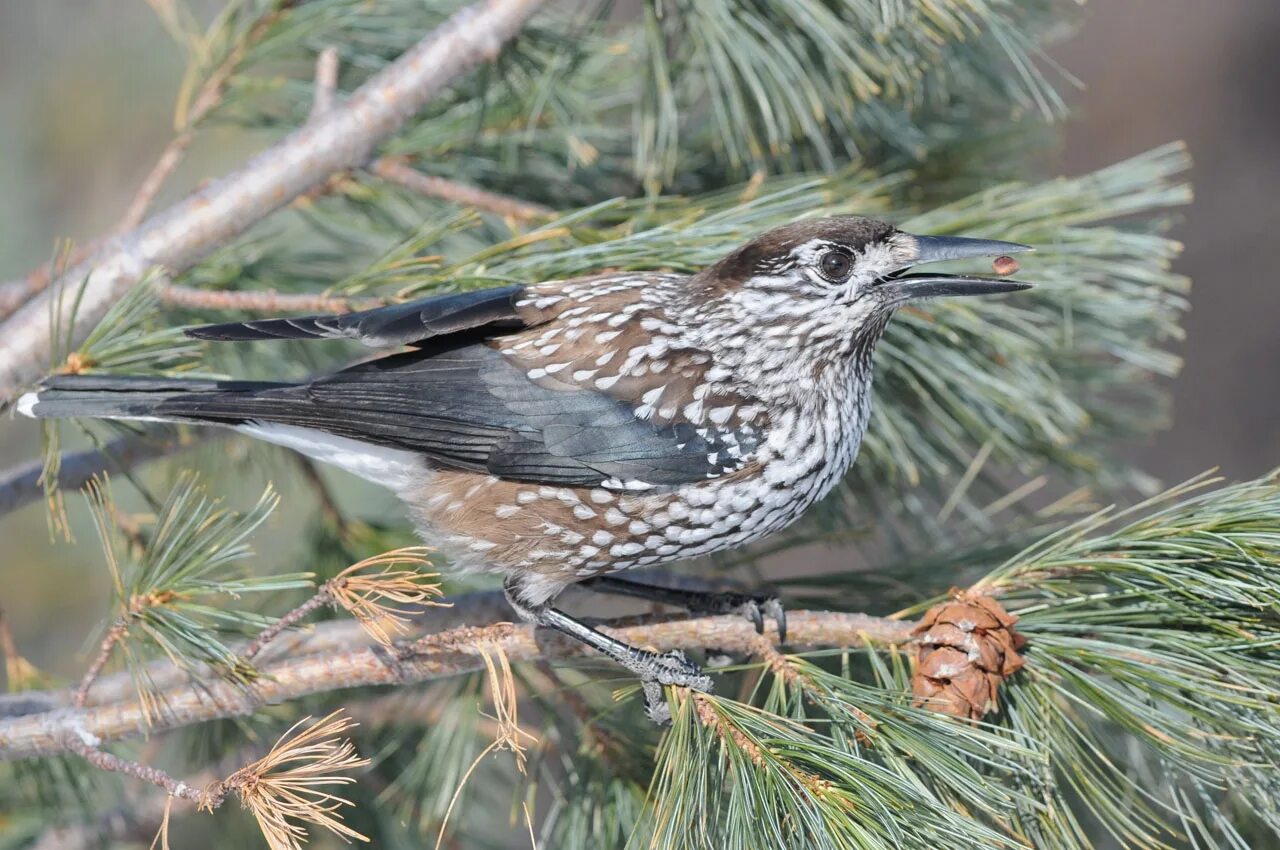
[{"left": 19, "top": 216, "right": 1032, "bottom": 721}]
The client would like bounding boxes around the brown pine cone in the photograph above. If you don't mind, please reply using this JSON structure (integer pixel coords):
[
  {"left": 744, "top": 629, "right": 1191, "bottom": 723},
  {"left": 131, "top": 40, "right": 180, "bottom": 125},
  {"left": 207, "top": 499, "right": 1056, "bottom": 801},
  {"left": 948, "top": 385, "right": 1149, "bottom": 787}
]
[{"left": 911, "top": 591, "right": 1027, "bottom": 720}]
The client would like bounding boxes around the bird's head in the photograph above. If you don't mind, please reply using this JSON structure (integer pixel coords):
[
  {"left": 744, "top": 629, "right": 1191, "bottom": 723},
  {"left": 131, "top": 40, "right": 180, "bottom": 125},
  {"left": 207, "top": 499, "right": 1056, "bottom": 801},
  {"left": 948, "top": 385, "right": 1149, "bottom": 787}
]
[{"left": 683, "top": 216, "right": 1032, "bottom": 372}]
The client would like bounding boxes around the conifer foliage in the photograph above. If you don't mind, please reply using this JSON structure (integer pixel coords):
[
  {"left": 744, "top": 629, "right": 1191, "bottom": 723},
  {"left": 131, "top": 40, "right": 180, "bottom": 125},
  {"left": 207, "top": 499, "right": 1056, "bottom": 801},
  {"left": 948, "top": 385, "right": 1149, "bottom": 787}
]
[{"left": 1, "top": 2, "right": 1272, "bottom": 849}]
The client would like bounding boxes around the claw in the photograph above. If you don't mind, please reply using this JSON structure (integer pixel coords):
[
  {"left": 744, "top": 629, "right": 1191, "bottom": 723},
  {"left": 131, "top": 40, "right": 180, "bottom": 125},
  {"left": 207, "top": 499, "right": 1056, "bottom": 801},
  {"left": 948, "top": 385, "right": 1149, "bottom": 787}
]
[
  {"left": 763, "top": 598, "right": 787, "bottom": 644},
  {"left": 725, "top": 594, "right": 787, "bottom": 644},
  {"left": 642, "top": 680, "right": 672, "bottom": 724}
]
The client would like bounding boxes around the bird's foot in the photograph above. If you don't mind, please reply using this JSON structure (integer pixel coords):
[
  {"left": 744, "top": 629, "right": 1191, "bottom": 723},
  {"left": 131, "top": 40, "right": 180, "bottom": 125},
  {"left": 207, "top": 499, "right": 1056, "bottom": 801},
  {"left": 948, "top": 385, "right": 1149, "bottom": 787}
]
[
  {"left": 696, "top": 592, "right": 787, "bottom": 644},
  {"left": 630, "top": 648, "right": 713, "bottom": 724}
]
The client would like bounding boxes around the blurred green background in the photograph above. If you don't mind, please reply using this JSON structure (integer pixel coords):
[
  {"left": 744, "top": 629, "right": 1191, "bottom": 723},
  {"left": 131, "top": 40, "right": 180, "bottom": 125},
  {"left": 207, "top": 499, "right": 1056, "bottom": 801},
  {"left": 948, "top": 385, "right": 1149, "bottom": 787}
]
[{"left": 1, "top": 0, "right": 1278, "bottom": 681}]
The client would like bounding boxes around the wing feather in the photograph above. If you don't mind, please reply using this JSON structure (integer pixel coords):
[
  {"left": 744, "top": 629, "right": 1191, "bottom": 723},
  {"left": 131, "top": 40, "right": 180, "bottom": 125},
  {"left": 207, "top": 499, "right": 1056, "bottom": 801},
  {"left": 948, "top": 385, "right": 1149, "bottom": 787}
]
[{"left": 184, "top": 285, "right": 528, "bottom": 347}]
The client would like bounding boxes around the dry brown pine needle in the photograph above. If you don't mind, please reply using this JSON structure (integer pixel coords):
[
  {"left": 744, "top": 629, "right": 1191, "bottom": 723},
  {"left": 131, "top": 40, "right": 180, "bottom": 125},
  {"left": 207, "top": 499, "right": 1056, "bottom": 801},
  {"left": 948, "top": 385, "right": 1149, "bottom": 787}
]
[
  {"left": 433, "top": 640, "right": 537, "bottom": 850},
  {"left": 219, "top": 711, "right": 371, "bottom": 850},
  {"left": 477, "top": 640, "right": 536, "bottom": 773},
  {"left": 911, "top": 590, "right": 1027, "bottom": 720},
  {"left": 326, "top": 547, "right": 447, "bottom": 646}
]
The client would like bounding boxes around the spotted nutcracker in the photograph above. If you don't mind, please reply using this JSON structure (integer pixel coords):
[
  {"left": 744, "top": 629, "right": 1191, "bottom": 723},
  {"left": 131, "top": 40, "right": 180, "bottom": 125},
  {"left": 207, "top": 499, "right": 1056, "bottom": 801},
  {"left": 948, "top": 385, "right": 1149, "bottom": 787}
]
[{"left": 19, "top": 216, "right": 1031, "bottom": 720}]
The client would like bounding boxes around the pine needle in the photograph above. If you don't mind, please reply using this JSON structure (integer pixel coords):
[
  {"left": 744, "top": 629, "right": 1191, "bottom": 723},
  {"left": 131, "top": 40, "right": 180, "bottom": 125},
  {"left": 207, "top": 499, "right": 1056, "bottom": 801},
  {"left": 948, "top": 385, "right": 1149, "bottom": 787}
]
[
  {"left": 326, "top": 546, "right": 447, "bottom": 646},
  {"left": 475, "top": 640, "right": 535, "bottom": 773},
  {"left": 148, "top": 794, "right": 174, "bottom": 850},
  {"left": 222, "top": 711, "right": 371, "bottom": 850},
  {"left": 435, "top": 637, "right": 537, "bottom": 850}
]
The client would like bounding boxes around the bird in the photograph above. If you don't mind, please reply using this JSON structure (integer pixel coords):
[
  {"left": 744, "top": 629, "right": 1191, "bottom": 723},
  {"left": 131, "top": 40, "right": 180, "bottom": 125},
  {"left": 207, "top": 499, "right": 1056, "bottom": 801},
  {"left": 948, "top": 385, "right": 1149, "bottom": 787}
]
[{"left": 18, "top": 216, "right": 1031, "bottom": 720}]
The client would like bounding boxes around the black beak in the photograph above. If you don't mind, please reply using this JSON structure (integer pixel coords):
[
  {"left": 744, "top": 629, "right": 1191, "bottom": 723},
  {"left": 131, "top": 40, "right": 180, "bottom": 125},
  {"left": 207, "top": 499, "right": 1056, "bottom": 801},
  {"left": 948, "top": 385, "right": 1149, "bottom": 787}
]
[{"left": 880, "top": 233, "right": 1034, "bottom": 302}]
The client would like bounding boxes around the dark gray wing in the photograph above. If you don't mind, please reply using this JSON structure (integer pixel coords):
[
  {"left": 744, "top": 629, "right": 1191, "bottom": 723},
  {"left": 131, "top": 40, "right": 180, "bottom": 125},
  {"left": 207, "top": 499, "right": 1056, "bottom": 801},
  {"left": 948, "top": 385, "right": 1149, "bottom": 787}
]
[
  {"left": 153, "top": 342, "right": 758, "bottom": 487},
  {"left": 184, "top": 285, "right": 527, "bottom": 348}
]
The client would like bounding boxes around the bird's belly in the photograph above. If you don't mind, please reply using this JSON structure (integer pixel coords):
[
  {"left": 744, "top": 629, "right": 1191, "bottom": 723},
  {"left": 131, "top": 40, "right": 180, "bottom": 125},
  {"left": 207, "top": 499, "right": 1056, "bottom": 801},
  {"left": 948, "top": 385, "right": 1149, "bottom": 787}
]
[{"left": 404, "top": 462, "right": 833, "bottom": 584}]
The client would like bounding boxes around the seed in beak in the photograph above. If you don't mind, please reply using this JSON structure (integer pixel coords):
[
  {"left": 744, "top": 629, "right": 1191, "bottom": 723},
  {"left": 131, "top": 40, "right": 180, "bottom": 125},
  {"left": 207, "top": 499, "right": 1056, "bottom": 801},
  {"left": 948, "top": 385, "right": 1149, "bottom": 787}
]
[{"left": 992, "top": 256, "right": 1020, "bottom": 277}]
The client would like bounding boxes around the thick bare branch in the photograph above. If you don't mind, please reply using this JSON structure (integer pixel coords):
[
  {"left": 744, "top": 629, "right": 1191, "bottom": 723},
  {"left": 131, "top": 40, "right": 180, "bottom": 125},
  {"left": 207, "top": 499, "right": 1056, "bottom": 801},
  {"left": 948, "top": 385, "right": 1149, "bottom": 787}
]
[
  {"left": 0, "top": 0, "right": 546, "bottom": 401},
  {"left": 0, "top": 608, "right": 910, "bottom": 760},
  {"left": 0, "top": 279, "right": 37, "bottom": 320}
]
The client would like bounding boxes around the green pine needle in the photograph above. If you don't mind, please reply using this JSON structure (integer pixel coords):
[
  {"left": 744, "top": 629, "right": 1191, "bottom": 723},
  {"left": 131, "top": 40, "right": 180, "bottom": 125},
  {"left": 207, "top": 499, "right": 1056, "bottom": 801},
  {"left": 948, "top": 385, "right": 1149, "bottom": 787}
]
[
  {"left": 81, "top": 473, "right": 312, "bottom": 705},
  {"left": 644, "top": 691, "right": 1020, "bottom": 850},
  {"left": 964, "top": 471, "right": 1280, "bottom": 848}
]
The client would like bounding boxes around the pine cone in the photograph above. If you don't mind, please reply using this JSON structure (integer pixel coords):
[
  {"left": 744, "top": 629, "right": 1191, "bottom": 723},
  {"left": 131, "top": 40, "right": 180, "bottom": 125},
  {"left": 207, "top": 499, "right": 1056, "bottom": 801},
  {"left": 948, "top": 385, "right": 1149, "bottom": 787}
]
[{"left": 911, "top": 591, "right": 1026, "bottom": 720}]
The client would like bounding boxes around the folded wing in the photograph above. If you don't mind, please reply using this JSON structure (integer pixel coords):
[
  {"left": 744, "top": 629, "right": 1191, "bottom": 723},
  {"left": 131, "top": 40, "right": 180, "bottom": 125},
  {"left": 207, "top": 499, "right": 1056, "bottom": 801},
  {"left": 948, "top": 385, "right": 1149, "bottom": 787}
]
[{"left": 151, "top": 341, "right": 758, "bottom": 487}]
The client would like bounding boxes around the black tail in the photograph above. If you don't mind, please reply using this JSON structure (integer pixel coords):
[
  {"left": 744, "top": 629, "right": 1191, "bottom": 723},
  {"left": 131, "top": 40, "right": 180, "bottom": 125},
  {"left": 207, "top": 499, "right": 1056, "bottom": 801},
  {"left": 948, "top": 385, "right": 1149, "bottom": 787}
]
[{"left": 18, "top": 375, "right": 290, "bottom": 423}]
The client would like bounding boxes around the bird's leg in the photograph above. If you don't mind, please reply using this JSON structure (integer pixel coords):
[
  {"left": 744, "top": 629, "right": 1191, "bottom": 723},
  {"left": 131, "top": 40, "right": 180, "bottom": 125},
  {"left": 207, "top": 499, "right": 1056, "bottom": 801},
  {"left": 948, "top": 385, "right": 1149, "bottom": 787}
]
[
  {"left": 580, "top": 574, "right": 787, "bottom": 644},
  {"left": 503, "top": 575, "right": 712, "bottom": 723}
]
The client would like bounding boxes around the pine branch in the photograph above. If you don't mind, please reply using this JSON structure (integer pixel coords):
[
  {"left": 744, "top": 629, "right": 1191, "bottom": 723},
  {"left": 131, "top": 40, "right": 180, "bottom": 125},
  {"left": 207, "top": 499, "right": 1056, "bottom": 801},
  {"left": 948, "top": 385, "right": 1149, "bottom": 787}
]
[
  {"left": 633, "top": 0, "right": 1076, "bottom": 185},
  {"left": 60, "top": 712, "right": 371, "bottom": 850},
  {"left": 0, "top": 0, "right": 547, "bottom": 401},
  {"left": 63, "top": 734, "right": 208, "bottom": 804},
  {"left": 76, "top": 475, "right": 313, "bottom": 711},
  {"left": 7, "top": 588, "right": 518, "bottom": 716},
  {"left": 0, "top": 608, "right": 909, "bottom": 761},
  {"left": 0, "top": 433, "right": 188, "bottom": 519}
]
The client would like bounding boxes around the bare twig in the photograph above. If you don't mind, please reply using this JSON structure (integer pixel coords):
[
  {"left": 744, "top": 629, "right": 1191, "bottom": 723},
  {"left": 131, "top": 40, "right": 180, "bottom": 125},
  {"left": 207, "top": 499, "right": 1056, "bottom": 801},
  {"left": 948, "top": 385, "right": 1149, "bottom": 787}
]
[
  {"left": 75, "top": 620, "right": 130, "bottom": 707},
  {"left": 369, "top": 157, "right": 553, "bottom": 220},
  {"left": 241, "top": 592, "right": 332, "bottom": 661},
  {"left": 0, "top": 278, "right": 41, "bottom": 321},
  {"left": 311, "top": 46, "right": 340, "bottom": 120},
  {"left": 159, "top": 283, "right": 381, "bottom": 314},
  {"left": 64, "top": 732, "right": 211, "bottom": 804},
  {"left": 0, "top": 608, "right": 911, "bottom": 760},
  {"left": 0, "top": 0, "right": 547, "bottom": 401},
  {"left": 0, "top": 433, "right": 196, "bottom": 519},
  {"left": 118, "top": 135, "right": 198, "bottom": 236}
]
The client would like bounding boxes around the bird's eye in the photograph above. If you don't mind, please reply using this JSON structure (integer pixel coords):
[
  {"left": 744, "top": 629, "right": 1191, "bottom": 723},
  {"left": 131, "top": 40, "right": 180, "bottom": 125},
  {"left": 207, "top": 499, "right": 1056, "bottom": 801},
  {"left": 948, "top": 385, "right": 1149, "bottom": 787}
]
[{"left": 817, "top": 250, "right": 853, "bottom": 282}]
